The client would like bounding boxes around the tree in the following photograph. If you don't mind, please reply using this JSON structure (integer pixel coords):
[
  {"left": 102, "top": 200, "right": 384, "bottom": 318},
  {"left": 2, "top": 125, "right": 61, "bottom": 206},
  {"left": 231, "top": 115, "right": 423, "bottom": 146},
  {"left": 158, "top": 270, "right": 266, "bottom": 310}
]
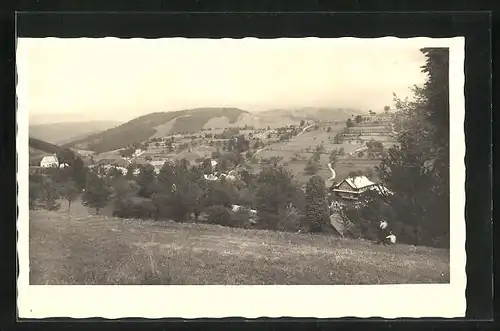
[
  {"left": 305, "top": 175, "right": 330, "bottom": 233},
  {"left": 329, "top": 150, "right": 338, "bottom": 165},
  {"left": 125, "top": 165, "right": 135, "bottom": 179},
  {"left": 355, "top": 115, "right": 363, "bottom": 123},
  {"left": 333, "top": 133, "right": 343, "bottom": 144},
  {"left": 348, "top": 171, "right": 359, "bottom": 178},
  {"left": 255, "top": 165, "right": 299, "bottom": 230},
  {"left": 120, "top": 147, "right": 135, "bottom": 158},
  {"left": 153, "top": 161, "right": 205, "bottom": 222},
  {"left": 136, "top": 164, "right": 156, "bottom": 198},
  {"left": 365, "top": 167, "right": 374, "bottom": 180},
  {"left": 346, "top": 118, "right": 354, "bottom": 127},
  {"left": 56, "top": 148, "right": 77, "bottom": 166},
  {"left": 300, "top": 120, "right": 305, "bottom": 127},
  {"left": 59, "top": 179, "right": 80, "bottom": 212},
  {"left": 304, "top": 160, "right": 320, "bottom": 175},
  {"left": 371, "top": 48, "right": 450, "bottom": 246},
  {"left": 82, "top": 172, "right": 111, "bottom": 215},
  {"left": 384, "top": 105, "right": 390, "bottom": 113}
]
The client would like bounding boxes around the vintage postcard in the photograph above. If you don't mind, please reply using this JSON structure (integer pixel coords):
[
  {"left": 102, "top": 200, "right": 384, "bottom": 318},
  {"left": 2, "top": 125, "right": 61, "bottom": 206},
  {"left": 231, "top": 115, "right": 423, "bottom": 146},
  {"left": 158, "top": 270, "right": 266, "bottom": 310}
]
[{"left": 17, "top": 36, "right": 466, "bottom": 318}]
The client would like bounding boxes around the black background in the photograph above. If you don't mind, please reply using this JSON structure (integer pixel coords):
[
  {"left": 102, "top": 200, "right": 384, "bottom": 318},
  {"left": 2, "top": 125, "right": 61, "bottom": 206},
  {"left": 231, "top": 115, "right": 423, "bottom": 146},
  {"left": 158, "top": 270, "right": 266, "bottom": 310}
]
[{"left": 0, "top": 5, "right": 494, "bottom": 331}]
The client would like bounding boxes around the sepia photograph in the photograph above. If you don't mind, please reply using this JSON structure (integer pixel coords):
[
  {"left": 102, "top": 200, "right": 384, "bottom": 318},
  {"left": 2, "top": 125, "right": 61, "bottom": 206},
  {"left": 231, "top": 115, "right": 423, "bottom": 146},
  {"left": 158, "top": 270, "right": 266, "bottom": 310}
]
[{"left": 17, "top": 36, "right": 466, "bottom": 318}]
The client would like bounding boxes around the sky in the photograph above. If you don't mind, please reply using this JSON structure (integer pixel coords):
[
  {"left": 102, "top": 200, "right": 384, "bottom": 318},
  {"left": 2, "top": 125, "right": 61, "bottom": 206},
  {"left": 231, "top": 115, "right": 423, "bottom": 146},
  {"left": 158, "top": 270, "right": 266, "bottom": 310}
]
[{"left": 17, "top": 37, "right": 428, "bottom": 123}]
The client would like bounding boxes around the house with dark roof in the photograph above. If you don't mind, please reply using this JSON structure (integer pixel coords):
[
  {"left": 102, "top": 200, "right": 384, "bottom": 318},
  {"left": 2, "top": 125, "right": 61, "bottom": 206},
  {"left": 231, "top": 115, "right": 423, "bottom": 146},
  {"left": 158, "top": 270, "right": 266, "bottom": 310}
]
[{"left": 331, "top": 176, "right": 392, "bottom": 200}]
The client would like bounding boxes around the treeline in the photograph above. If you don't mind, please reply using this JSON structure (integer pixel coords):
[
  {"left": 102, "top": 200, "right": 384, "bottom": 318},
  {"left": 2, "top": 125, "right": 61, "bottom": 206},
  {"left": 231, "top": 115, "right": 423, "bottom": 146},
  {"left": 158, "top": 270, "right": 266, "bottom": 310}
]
[
  {"left": 30, "top": 150, "right": 335, "bottom": 234},
  {"left": 29, "top": 137, "right": 61, "bottom": 154}
]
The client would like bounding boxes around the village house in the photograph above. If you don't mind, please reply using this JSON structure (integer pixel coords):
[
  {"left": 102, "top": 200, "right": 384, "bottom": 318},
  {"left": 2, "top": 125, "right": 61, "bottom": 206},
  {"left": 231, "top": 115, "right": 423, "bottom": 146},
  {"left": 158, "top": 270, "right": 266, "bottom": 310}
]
[
  {"left": 331, "top": 176, "right": 392, "bottom": 200},
  {"left": 148, "top": 160, "right": 166, "bottom": 174},
  {"left": 40, "top": 154, "right": 59, "bottom": 168}
]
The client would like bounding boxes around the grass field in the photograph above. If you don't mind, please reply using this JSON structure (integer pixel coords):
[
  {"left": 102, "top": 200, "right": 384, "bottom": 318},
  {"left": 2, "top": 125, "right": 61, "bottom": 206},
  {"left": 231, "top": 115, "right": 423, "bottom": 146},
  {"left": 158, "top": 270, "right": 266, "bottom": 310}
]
[
  {"left": 249, "top": 124, "right": 385, "bottom": 184},
  {"left": 29, "top": 210, "right": 450, "bottom": 285}
]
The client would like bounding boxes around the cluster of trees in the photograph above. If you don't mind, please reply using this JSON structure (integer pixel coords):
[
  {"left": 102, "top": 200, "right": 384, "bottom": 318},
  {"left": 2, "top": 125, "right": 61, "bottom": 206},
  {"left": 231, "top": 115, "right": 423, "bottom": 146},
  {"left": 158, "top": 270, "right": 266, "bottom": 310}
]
[
  {"left": 31, "top": 148, "right": 337, "bottom": 235},
  {"left": 29, "top": 148, "right": 86, "bottom": 212},
  {"left": 341, "top": 48, "right": 450, "bottom": 247},
  {"left": 94, "top": 158, "right": 335, "bottom": 233}
]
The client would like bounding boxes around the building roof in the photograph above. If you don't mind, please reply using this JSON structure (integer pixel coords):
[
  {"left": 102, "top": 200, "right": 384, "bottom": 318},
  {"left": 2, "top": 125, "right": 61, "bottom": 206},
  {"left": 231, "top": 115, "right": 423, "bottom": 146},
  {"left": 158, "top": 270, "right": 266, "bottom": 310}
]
[
  {"left": 149, "top": 160, "right": 166, "bottom": 167},
  {"left": 40, "top": 155, "right": 58, "bottom": 164},
  {"left": 334, "top": 176, "right": 376, "bottom": 190},
  {"left": 345, "top": 176, "right": 376, "bottom": 189}
]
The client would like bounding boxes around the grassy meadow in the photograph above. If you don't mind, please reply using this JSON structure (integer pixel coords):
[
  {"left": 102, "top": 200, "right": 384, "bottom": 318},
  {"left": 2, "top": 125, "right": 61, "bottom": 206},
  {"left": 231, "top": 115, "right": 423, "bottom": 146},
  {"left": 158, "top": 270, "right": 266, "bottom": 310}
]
[{"left": 29, "top": 210, "right": 450, "bottom": 285}]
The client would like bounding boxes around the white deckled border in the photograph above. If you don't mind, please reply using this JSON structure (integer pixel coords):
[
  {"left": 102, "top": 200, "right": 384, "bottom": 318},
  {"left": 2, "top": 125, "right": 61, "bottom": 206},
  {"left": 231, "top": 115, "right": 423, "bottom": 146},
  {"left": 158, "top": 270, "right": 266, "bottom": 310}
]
[{"left": 16, "top": 37, "right": 466, "bottom": 319}]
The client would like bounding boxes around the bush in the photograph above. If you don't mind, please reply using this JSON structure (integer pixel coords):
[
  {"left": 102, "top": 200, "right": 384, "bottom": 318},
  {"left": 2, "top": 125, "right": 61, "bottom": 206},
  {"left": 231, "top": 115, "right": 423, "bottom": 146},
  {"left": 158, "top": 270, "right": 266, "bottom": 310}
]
[
  {"left": 113, "top": 196, "right": 156, "bottom": 220},
  {"left": 276, "top": 207, "right": 307, "bottom": 233},
  {"left": 205, "top": 205, "right": 232, "bottom": 227},
  {"left": 230, "top": 207, "right": 254, "bottom": 229}
]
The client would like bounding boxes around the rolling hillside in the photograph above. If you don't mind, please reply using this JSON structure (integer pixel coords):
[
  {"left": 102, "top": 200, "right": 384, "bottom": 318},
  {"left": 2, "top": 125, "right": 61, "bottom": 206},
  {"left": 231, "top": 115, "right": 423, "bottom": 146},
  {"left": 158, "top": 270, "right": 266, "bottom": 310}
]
[
  {"left": 202, "top": 107, "right": 360, "bottom": 130},
  {"left": 63, "top": 108, "right": 247, "bottom": 153},
  {"left": 61, "top": 107, "right": 360, "bottom": 153},
  {"left": 29, "top": 137, "right": 61, "bottom": 155},
  {"left": 29, "top": 120, "right": 121, "bottom": 145}
]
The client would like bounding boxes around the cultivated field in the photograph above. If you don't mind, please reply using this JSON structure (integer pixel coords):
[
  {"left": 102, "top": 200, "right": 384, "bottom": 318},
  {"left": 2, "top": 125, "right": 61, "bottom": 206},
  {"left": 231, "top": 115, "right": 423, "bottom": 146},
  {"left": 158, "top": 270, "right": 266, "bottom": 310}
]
[
  {"left": 249, "top": 124, "right": 386, "bottom": 184},
  {"left": 29, "top": 210, "right": 450, "bottom": 285}
]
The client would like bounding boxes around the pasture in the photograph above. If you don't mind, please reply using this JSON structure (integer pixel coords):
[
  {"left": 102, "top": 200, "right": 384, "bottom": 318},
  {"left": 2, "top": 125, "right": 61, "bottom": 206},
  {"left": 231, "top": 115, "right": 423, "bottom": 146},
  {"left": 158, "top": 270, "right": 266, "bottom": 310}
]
[
  {"left": 29, "top": 210, "right": 450, "bottom": 285},
  {"left": 250, "top": 124, "right": 385, "bottom": 184}
]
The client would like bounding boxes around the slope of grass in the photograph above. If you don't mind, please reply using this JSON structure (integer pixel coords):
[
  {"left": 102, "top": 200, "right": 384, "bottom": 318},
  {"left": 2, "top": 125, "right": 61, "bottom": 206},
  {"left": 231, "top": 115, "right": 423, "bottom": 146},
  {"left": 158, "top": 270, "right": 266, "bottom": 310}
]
[{"left": 29, "top": 210, "right": 450, "bottom": 285}]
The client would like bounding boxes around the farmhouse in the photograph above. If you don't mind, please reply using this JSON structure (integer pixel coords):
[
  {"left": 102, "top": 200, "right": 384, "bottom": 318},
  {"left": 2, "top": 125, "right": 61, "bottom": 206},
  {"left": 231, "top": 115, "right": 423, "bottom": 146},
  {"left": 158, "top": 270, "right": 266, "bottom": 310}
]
[
  {"left": 40, "top": 154, "right": 59, "bottom": 168},
  {"left": 148, "top": 160, "right": 167, "bottom": 174},
  {"left": 331, "top": 176, "right": 391, "bottom": 200}
]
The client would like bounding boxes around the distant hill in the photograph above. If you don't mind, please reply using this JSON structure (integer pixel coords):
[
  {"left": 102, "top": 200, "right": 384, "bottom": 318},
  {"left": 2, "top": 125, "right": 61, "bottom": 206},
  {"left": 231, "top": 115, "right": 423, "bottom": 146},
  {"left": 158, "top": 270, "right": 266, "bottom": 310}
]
[
  {"left": 29, "top": 120, "right": 121, "bottom": 145},
  {"left": 63, "top": 108, "right": 247, "bottom": 153},
  {"left": 29, "top": 137, "right": 61, "bottom": 155},
  {"left": 60, "top": 107, "right": 359, "bottom": 154},
  {"left": 202, "top": 107, "right": 360, "bottom": 130}
]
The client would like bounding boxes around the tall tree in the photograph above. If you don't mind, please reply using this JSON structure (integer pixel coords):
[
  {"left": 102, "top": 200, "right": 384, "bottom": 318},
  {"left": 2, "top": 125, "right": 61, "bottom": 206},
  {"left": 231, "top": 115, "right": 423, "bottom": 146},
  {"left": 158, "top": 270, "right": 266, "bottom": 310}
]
[
  {"left": 305, "top": 175, "right": 330, "bottom": 233},
  {"left": 255, "top": 165, "right": 298, "bottom": 229},
  {"left": 59, "top": 179, "right": 80, "bottom": 212},
  {"left": 136, "top": 164, "right": 156, "bottom": 198},
  {"left": 373, "top": 47, "right": 450, "bottom": 246},
  {"left": 82, "top": 172, "right": 111, "bottom": 215}
]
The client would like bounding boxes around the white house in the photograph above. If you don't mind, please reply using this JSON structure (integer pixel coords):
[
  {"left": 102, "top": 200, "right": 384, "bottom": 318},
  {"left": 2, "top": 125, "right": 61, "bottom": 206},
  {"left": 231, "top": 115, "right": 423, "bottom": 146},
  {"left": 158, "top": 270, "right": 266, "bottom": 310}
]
[
  {"left": 331, "top": 176, "right": 392, "bottom": 200},
  {"left": 40, "top": 155, "right": 59, "bottom": 168}
]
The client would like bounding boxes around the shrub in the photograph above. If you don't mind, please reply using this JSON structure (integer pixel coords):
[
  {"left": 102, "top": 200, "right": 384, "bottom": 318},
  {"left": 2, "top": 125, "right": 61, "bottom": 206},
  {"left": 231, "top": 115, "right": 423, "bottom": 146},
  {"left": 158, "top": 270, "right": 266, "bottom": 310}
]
[
  {"left": 304, "top": 160, "right": 320, "bottom": 175},
  {"left": 230, "top": 207, "right": 254, "bottom": 229},
  {"left": 276, "top": 207, "right": 307, "bottom": 233},
  {"left": 205, "top": 205, "right": 232, "bottom": 227},
  {"left": 113, "top": 196, "right": 156, "bottom": 220}
]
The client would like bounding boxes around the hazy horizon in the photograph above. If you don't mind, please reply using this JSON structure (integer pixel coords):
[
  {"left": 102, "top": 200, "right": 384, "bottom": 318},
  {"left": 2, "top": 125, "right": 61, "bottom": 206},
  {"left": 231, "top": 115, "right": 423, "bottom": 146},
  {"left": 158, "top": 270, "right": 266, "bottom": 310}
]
[{"left": 18, "top": 37, "right": 428, "bottom": 124}]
